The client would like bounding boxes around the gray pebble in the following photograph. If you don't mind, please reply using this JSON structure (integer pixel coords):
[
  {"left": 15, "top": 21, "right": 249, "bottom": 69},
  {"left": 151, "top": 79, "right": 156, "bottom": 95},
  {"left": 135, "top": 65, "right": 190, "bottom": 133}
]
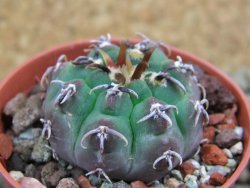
[
  {"left": 230, "top": 142, "right": 243, "bottom": 155},
  {"left": 31, "top": 136, "right": 51, "bottom": 163},
  {"left": 3, "top": 93, "right": 27, "bottom": 116},
  {"left": 88, "top": 174, "right": 102, "bottom": 187},
  {"left": 100, "top": 182, "right": 113, "bottom": 188},
  {"left": 14, "top": 139, "right": 34, "bottom": 161},
  {"left": 215, "top": 129, "right": 241, "bottom": 148},
  {"left": 26, "top": 93, "right": 43, "bottom": 109},
  {"left": 56, "top": 178, "right": 79, "bottom": 188},
  {"left": 6, "top": 152, "right": 27, "bottom": 171},
  {"left": 12, "top": 93, "right": 43, "bottom": 135},
  {"left": 12, "top": 106, "right": 41, "bottom": 135},
  {"left": 25, "top": 164, "right": 37, "bottom": 178},
  {"left": 170, "top": 169, "right": 183, "bottom": 181},
  {"left": 112, "top": 180, "right": 131, "bottom": 188},
  {"left": 58, "top": 159, "right": 68, "bottom": 168},
  {"left": 41, "top": 162, "right": 68, "bottom": 187},
  {"left": 18, "top": 128, "right": 42, "bottom": 140}
]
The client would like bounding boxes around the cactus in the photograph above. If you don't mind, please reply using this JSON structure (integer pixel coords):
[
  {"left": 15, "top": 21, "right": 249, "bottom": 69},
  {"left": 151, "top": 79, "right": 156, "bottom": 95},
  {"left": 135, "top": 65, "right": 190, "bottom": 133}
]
[{"left": 41, "top": 33, "right": 208, "bottom": 182}]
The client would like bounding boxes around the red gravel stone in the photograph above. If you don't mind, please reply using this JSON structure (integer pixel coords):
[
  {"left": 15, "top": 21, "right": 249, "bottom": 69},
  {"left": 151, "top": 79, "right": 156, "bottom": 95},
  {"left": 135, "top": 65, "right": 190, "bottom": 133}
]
[
  {"left": 203, "top": 127, "right": 215, "bottom": 142},
  {"left": 131, "top": 181, "right": 150, "bottom": 188},
  {"left": 201, "top": 144, "right": 228, "bottom": 165},
  {"left": 179, "top": 162, "right": 195, "bottom": 176},
  {"left": 209, "top": 173, "right": 226, "bottom": 186},
  {"left": 216, "top": 123, "right": 235, "bottom": 131},
  {"left": 78, "top": 175, "right": 95, "bottom": 188},
  {"left": 208, "top": 113, "right": 225, "bottom": 125}
]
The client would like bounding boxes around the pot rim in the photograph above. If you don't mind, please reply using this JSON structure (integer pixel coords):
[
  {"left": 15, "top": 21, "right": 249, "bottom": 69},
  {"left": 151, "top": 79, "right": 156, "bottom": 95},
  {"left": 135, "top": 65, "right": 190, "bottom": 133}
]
[{"left": 0, "top": 38, "right": 249, "bottom": 188}]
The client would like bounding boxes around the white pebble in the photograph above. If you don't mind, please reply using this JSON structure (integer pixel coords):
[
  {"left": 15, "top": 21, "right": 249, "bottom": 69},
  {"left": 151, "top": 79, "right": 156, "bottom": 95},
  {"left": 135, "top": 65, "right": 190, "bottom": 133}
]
[
  {"left": 200, "top": 174, "right": 210, "bottom": 184},
  {"left": 230, "top": 141, "right": 243, "bottom": 155},
  {"left": 227, "top": 159, "right": 237, "bottom": 169},
  {"left": 200, "top": 165, "right": 207, "bottom": 177},
  {"left": 223, "top": 148, "right": 233, "bottom": 158},
  {"left": 186, "top": 159, "right": 201, "bottom": 169},
  {"left": 234, "top": 127, "right": 244, "bottom": 139},
  {"left": 193, "top": 169, "right": 200, "bottom": 177},
  {"left": 9, "top": 171, "right": 24, "bottom": 182},
  {"left": 184, "top": 174, "right": 197, "bottom": 182},
  {"left": 206, "top": 165, "right": 231, "bottom": 176},
  {"left": 185, "top": 179, "right": 198, "bottom": 188},
  {"left": 170, "top": 169, "right": 183, "bottom": 181}
]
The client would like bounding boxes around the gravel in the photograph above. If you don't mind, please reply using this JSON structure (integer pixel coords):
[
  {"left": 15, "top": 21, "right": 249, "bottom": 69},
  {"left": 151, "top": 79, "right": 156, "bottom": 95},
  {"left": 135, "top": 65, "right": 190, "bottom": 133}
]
[
  {"left": 41, "top": 162, "right": 68, "bottom": 187},
  {"left": 215, "top": 129, "right": 242, "bottom": 148},
  {"left": 11, "top": 94, "right": 43, "bottom": 135},
  {"left": 3, "top": 93, "right": 27, "bottom": 116},
  {"left": 31, "top": 136, "right": 51, "bottom": 163},
  {"left": 2, "top": 69, "right": 249, "bottom": 187},
  {"left": 56, "top": 178, "right": 79, "bottom": 188}
]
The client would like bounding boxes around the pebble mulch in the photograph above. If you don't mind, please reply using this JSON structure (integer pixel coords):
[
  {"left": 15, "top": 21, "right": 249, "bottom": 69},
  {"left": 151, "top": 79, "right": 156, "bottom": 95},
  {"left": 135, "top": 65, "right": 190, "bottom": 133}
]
[{"left": 0, "top": 69, "right": 248, "bottom": 188}]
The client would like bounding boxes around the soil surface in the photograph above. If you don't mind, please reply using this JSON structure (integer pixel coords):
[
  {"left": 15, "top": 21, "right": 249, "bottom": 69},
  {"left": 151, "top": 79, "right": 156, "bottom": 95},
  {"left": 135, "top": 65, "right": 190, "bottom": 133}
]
[{"left": 1, "top": 67, "right": 245, "bottom": 188}]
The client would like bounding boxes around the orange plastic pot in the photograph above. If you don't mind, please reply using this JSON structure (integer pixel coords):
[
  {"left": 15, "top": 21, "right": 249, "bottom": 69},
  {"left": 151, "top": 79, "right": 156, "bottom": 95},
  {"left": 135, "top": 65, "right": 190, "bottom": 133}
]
[{"left": 0, "top": 39, "right": 249, "bottom": 188}]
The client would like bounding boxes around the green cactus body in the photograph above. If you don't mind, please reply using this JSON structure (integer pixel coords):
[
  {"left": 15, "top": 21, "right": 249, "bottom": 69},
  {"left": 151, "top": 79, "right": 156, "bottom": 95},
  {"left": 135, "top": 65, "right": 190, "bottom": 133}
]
[{"left": 41, "top": 34, "right": 208, "bottom": 182}]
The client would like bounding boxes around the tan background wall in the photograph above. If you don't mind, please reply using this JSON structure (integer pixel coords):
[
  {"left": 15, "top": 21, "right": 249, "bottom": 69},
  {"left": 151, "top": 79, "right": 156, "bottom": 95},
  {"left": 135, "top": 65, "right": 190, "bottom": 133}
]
[{"left": 0, "top": 0, "right": 249, "bottom": 80}]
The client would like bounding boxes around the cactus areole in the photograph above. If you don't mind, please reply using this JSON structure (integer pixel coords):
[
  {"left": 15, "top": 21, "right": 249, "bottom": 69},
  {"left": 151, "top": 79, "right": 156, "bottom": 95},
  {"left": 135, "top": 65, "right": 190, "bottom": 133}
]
[{"left": 41, "top": 34, "right": 209, "bottom": 182}]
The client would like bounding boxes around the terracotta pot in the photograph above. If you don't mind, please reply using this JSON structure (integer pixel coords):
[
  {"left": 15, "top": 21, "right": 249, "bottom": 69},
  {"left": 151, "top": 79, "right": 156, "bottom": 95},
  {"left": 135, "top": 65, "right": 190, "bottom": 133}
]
[{"left": 0, "top": 39, "right": 249, "bottom": 188}]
